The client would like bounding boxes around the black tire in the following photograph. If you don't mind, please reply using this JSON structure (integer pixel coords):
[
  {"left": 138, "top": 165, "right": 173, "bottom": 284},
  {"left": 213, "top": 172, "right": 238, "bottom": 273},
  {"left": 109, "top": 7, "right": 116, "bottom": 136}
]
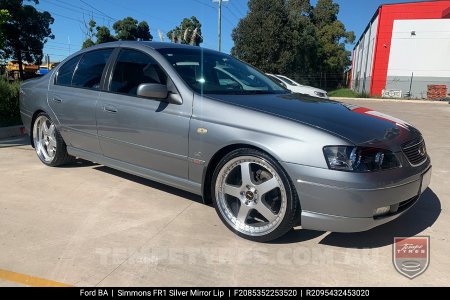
[
  {"left": 211, "top": 148, "right": 300, "bottom": 242},
  {"left": 32, "top": 112, "right": 75, "bottom": 167}
]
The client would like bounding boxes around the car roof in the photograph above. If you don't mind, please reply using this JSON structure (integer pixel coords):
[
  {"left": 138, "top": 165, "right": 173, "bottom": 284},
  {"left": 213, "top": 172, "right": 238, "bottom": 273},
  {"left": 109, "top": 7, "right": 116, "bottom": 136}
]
[
  {"left": 85, "top": 40, "right": 211, "bottom": 51},
  {"left": 59, "top": 41, "right": 220, "bottom": 65}
]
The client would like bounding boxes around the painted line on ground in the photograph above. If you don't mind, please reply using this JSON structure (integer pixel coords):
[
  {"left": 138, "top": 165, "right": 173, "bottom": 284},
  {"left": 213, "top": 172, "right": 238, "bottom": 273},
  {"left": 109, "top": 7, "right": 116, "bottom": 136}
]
[{"left": 0, "top": 268, "right": 72, "bottom": 287}]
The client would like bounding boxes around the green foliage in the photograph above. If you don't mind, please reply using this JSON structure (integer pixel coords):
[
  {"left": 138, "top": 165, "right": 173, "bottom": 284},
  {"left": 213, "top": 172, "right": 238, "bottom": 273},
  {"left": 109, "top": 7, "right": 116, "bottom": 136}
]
[
  {"left": 113, "top": 17, "right": 152, "bottom": 41},
  {"left": 0, "top": 8, "right": 9, "bottom": 26},
  {"left": 328, "top": 88, "right": 362, "bottom": 98},
  {"left": 0, "top": 79, "right": 21, "bottom": 126},
  {"left": 82, "top": 17, "right": 151, "bottom": 48},
  {"left": 312, "top": 0, "right": 355, "bottom": 89},
  {"left": 0, "top": 0, "right": 54, "bottom": 78},
  {"left": 231, "top": 0, "right": 355, "bottom": 90},
  {"left": 0, "top": 8, "right": 10, "bottom": 49},
  {"left": 167, "top": 16, "right": 203, "bottom": 46},
  {"left": 96, "top": 26, "right": 116, "bottom": 44},
  {"left": 137, "top": 21, "right": 151, "bottom": 41},
  {"left": 231, "top": 0, "right": 290, "bottom": 73},
  {"left": 82, "top": 38, "right": 95, "bottom": 49}
]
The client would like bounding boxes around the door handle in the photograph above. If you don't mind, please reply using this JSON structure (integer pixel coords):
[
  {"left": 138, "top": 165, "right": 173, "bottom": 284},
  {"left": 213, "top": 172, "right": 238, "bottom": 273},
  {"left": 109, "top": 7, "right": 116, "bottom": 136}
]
[
  {"left": 103, "top": 105, "right": 118, "bottom": 113},
  {"left": 53, "top": 98, "right": 62, "bottom": 103}
]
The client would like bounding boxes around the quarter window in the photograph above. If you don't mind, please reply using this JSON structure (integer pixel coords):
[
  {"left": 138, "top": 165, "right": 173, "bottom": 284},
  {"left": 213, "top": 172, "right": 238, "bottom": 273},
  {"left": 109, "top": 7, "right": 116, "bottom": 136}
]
[
  {"left": 110, "top": 49, "right": 167, "bottom": 96},
  {"left": 71, "top": 49, "right": 113, "bottom": 89},
  {"left": 55, "top": 55, "right": 81, "bottom": 86}
]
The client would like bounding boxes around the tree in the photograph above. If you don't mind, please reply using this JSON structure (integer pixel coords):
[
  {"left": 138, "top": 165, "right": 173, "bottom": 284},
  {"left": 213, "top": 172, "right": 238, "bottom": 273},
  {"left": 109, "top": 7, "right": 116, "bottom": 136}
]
[
  {"left": 82, "top": 19, "right": 96, "bottom": 49},
  {"left": 312, "top": 0, "right": 355, "bottom": 89},
  {"left": 82, "top": 17, "right": 149, "bottom": 49},
  {"left": 0, "top": 9, "right": 10, "bottom": 50},
  {"left": 113, "top": 17, "right": 152, "bottom": 41},
  {"left": 137, "top": 21, "right": 151, "bottom": 41},
  {"left": 96, "top": 26, "right": 116, "bottom": 44},
  {"left": 231, "top": 0, "right": 355, "bottom": 89},
  {"left": 167, "top": 16, "right": 203, "bottom": 46},
  {"left": 0, "top": 0, "right": 54, "bottom": 79},
  {"left": 285, "top": 0, "right": 318, "bottom": 84},
  {"left": 231, "top": 0, "right": 291, "bottom": 73}
]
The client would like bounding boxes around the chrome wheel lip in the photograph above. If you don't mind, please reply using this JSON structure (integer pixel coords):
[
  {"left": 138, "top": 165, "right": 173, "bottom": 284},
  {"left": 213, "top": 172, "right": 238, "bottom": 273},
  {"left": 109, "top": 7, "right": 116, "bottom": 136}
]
[
  {"left": 215, "top": 156, "right": 288, "bottom": 237},
  {"left": 33, "top": 115, "right": 57, "bottom": 163}
]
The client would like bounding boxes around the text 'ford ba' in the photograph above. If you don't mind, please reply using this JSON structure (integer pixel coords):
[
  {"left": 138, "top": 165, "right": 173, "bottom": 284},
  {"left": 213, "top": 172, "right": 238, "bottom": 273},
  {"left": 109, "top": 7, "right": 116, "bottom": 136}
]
[{"left": 20, "top": 42, "right": 432, "bottom": 242}]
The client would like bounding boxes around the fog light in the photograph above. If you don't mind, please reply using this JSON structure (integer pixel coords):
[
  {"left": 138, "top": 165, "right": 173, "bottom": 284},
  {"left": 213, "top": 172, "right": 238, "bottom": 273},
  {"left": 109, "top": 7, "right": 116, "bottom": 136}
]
[{"left": 374, "top": 206, "right": 391, "bottom": 217}]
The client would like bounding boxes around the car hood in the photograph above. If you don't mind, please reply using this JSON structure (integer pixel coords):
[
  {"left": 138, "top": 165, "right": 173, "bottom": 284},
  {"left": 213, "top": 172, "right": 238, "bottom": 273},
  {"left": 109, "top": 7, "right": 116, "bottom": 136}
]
[{"left": 207, "top": 93, "right": 421, "bottom": 150}]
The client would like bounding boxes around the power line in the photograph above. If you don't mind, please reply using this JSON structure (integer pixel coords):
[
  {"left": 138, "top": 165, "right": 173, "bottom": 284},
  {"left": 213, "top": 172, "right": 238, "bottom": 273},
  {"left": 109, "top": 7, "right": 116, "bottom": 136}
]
[
  {"left": 235, "top": 0, "right": 248, "bottom": 13},
  {"left": 41, "top": 0, "right": 114, "bottom": 22},
  {"left": 36, "top": 9, "right": 84, "bottom": 24},
  {"left": 224, "top": 5, "right": 241, "bottom": 22},
  {"left": 192, "top": 0, "right": 216, "bottom": 9},
  {"left": 96, "top": 0, "right": 178, "bottom": 26},
  {"left": 78, "top": 0, "right": 116, "bottom": 21},
  {"left": 46, "top": 40, "right": 82, "bottom": 47},
  {"left": 230, "top": 0, "right": 246, "bottom": 16}
]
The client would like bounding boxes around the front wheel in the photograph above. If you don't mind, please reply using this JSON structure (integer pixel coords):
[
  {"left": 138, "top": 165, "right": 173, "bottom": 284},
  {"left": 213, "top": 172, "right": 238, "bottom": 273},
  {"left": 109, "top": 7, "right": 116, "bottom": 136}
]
[
  {"left": 33, "top": 112, "right": 74, "bottom": 166},
  {"left": 212, "top": 148, "right": 300, "bottom": 242}
]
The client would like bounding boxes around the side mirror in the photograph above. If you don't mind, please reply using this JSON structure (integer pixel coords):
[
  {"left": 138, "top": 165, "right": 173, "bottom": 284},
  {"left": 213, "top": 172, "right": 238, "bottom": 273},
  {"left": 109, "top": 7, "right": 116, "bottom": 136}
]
[{"left": 137, "top": 83, "right": 168, "bottom": 100}]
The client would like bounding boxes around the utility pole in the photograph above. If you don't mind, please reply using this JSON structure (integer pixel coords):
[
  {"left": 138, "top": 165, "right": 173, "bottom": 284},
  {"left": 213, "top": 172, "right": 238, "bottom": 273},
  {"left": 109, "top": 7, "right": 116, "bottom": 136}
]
[{"left": 213, "top": 0, "right": 228, "bottom": 52}]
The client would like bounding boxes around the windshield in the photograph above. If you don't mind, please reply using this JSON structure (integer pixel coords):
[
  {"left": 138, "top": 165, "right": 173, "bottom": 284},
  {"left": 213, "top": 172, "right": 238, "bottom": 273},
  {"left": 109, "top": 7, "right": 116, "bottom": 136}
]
[
  {"left": 276, "top": 75, "right": 299, "bottom": 86},
  {"left": 157, "top": 48, "right": 288, "bottom": 95}
]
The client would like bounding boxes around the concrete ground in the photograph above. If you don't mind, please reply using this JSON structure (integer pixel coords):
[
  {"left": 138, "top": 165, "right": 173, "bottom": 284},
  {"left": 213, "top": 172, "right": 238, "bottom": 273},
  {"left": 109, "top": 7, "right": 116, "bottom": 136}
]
[{"left": 0, "top": 100, "right": 448, "bottom": 287}]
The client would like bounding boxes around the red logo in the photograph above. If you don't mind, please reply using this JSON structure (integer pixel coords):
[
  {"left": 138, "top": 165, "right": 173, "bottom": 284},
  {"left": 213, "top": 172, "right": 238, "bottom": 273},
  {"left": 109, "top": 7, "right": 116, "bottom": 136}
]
[{"left": 393, "top": 236, "right": 430, "bottom": 279}]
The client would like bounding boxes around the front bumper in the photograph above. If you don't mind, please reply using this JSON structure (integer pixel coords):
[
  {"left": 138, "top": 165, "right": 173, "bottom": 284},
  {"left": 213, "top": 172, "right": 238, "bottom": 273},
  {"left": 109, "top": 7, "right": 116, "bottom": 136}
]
[{"left": 282, "top": 159, "right": 431, "bottom": 232}]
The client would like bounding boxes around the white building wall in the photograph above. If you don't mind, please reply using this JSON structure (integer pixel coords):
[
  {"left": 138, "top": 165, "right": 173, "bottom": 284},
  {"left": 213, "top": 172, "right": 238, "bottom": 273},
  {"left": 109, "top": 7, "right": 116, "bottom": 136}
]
[
  {"left": 352, "top": 15, "right": 378, "bottom": 94},
  {"left": 386, "top": 19, "right": 450, "bottom": 98}
]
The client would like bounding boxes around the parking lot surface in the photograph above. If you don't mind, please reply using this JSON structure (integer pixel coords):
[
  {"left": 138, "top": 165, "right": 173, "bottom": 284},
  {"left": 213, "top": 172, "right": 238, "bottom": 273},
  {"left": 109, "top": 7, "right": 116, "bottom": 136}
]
[{"left": 0, "top": 100, "right": 449, "bottom": 287}]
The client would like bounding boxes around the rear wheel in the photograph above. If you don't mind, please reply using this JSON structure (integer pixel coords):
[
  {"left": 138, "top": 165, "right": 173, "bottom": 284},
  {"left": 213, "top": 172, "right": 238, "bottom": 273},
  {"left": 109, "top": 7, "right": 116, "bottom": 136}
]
[
  {"left": 212, "top": 148, "right": 299, "bottom": 242},
  {"left": 33, "top": 112, "right": 74, "bottom": 166}
]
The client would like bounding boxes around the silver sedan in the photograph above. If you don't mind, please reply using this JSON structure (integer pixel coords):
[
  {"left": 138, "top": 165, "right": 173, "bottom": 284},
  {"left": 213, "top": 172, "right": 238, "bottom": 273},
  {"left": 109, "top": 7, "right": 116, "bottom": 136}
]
[{"left": 20, "top": 42, "right": 431, "bottom": 242}]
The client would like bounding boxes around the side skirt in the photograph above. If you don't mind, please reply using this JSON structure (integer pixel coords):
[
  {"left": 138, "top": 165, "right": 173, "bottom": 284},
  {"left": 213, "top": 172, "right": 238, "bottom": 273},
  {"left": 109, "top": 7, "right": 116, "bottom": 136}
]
[{"left": 67, "top": 146, "right": 202, "bottom": 196}]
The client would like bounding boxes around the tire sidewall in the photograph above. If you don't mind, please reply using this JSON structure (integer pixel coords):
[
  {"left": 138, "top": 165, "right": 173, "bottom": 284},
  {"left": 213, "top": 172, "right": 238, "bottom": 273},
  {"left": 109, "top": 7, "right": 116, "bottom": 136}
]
[{"left": 33, "top": 112, "right": 68, "bottom": 167}]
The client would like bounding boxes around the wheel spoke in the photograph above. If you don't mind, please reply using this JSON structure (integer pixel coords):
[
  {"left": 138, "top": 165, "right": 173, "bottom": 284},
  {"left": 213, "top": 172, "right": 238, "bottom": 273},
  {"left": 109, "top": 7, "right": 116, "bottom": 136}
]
[
  {"left": 240, "top": 162, "right": 252, "bottom": 186},
  {"left": 257, "top": 177, "right": 279, "bottom": 195},
  {"left": 38, "top": 121, "right": 43, "bottom": 139},
  {"left": 236, "top": 204, "right": 251, "bottom": 224},
  {"left": 223, "top": 183, "right": 241, "bottom": 199},
  {"left": 47, "top": 146, "right": 54, "bottom": 156},
  {"left": 48, "top": 124, "right": 55, "bottom": 137},
  {"left": 49, "top": 136, "right": 57, "bottom": 148},
  {"left": 255, "top": 202, "right": 277, "bottom": 223},
  {"left": 42, "top": 121, "right": 49, "bottom": 135}
]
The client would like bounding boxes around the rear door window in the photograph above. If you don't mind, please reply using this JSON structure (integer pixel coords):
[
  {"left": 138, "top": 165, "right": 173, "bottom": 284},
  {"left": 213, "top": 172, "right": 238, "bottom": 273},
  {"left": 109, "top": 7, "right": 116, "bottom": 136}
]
[
  {"left": 55, "top": 55, "right": 81, "bottom": 86},
  {"left": 71, "top": 49, "right": 113, "bottom": 89}
]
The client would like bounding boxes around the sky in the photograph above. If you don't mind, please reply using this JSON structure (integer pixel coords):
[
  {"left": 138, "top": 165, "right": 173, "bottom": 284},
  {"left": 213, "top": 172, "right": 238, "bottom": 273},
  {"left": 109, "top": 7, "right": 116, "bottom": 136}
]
[{"left": 31, "top": 0, "right": 418, "bottom": 63}]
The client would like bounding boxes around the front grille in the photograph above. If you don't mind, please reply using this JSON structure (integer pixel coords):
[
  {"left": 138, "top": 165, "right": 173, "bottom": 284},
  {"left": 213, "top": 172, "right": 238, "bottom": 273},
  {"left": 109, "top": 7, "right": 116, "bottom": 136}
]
[{"left": 402, "top": 138, "right": 427, "bottom": 166}]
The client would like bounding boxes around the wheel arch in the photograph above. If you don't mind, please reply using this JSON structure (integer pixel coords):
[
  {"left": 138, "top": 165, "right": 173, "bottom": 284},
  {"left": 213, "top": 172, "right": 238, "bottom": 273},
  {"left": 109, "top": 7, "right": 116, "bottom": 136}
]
[{"left": 30, "top": 109, "right": 46, "bottom": 148}]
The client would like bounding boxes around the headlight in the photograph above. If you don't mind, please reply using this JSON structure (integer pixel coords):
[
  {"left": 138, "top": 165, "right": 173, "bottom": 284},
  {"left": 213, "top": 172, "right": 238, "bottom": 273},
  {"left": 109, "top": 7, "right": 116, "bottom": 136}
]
[{"left": 323, "top": 146, "right": 401, "bottom": 172}]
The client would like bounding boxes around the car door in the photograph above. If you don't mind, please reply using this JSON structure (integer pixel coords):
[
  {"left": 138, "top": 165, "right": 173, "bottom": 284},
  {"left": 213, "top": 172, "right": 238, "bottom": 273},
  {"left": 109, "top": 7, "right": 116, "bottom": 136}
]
[
  {"left": 48, "top": 48, "right": 114, "bottom": 154},
  {"left": 96, "top": 48, "right": 190, "bottom": 179}
]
